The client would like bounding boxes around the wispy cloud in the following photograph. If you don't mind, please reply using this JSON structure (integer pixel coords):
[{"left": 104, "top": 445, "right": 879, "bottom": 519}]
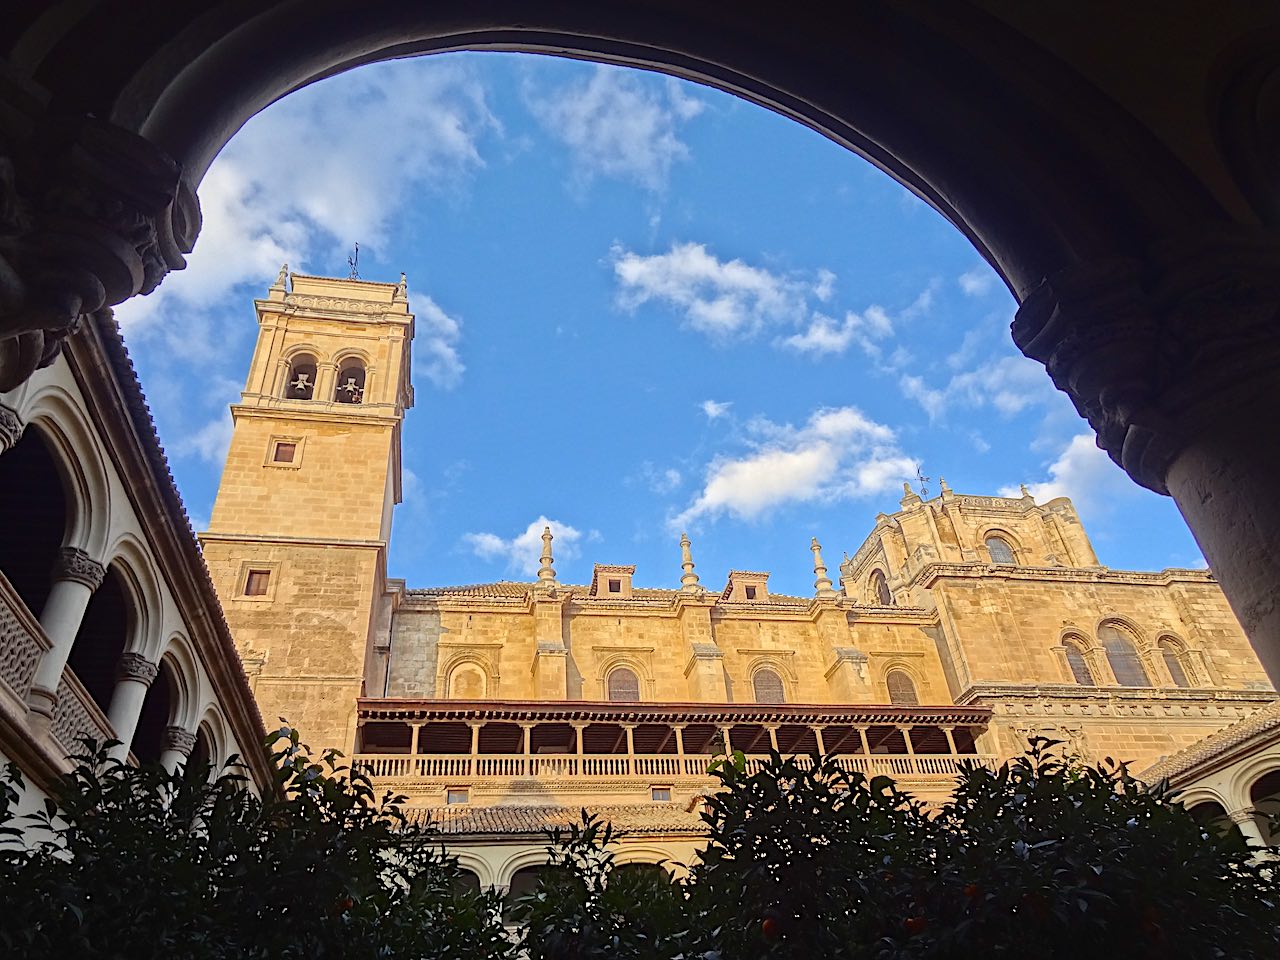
[
  {"left": 636, "top": 461, "right": 682, "bottom": 494},
  {"left": 463, "top": 517, "right": 587, "bottom": 576},
  {"left": 958, "top": 267, "right": 997, "bottom": 297},
  {"left": 409, "top": 292, "right": 465, "bottom": 390},
  {"left": 674, "top": 406, "right": 916, "bottom": 528},
  {"left": 526, "top": 65, "right": 705, "bottom": 191},
  {"left": 701, "top": 399, "right": 733, "bottom": 420},
  {"left": 900, "top": 354, "right": 1054, "bottom": 421}
]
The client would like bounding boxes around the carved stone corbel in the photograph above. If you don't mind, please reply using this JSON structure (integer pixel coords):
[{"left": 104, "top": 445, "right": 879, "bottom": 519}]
[
  {"left": 0, "top": 99, "right": 200, "bottom": 391},
  {"left": 1012, "top": 230, "right": 1280, "bottom": 494},
  {"left": 0, "top": 401, "right": 22, "bottom": 453},
  {"left": 116, "top": 652, "right": 159, "bottom": 687},
  {"left": 163, "top": 725, "right": 198, "bottom": 758}
]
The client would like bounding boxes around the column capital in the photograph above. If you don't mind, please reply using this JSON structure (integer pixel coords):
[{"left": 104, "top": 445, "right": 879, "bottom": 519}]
[
  {"left": 117, "top": 652, "right": 159, "bottom": 686},
  {"left": 1012, "top": 230, "right": 1280, "bottom": 494},
  {"left": 53, "top": 546, "right": 106, "bottom": 591},
  {"left": 0, "top": 114, "right": 199, "bottom": 391},
  {"left": 1227, "top": 808, "right": 1259, "bottom": 826},
  {"left": 0, "top": 403, "right": 23, "bottom": 453},
  {"left": 163, "top": 725, "right": 198, "bottom": 757}
]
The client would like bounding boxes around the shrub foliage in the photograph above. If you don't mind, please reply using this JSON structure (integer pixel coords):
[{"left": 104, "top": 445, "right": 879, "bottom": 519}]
[{"left": 0, "top": 734, "right": 1274, "bottom": 959}]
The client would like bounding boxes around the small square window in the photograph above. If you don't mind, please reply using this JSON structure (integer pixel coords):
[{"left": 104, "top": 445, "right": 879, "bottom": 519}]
[
  {"left": 744, "top": 586, "right": 757, "bottom": 600},
  {"left": 608, "top": 579, "right": 622, "bottom": 593},
  {"left": 272, "top": 441, "right": 297, "bottom": 463},
  {"left": 651, "top": 786, "right": 672, "bottom": 802},
  {"left": 244, "top": 570, "right": 271, "bottom": 596},
  {"left": 446, "top": 787, "right": 470, "bottom": 805}
]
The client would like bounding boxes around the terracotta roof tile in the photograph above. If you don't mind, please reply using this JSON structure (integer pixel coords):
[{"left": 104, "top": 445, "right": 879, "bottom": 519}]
[{"left": 1140, "top": 699, "right": 1280, "bottom": 783}]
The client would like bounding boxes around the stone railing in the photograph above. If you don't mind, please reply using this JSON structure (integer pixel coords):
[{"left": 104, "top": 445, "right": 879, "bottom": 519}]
[
  {"left": 0, "top": 574, "right": 52, "bottom": 703},
  {"left": 353, "top": 752, "right": 993, "bottom": 782},
  {"left": 51, "top": 670, "right": 115, "bottom": 756}
]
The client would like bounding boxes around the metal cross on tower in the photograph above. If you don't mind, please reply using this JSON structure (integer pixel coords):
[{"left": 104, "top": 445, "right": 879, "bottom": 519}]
[{"left": 915, "top": 467, "right": 932, "bottom": 499}]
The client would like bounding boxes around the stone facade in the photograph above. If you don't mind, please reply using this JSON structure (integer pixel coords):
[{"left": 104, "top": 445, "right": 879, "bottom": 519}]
[{"left": 206, "top": 273, "right": 1277, "bottom": 887}]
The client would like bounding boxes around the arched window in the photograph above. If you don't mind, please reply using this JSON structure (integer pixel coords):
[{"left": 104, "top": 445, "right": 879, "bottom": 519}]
[
  {"left": 1098, "top": 623, "right": 1150, "bottom": 686},
  {"left": 1249, "top": 770, "right": 1280, "bottom": 847},
  {"left": 284, "top": 353, "right": 317, "bottom": 400},
  {"left": 190, "top": 725, "right": 213, "bottom": 773},
  {"left": 752, "top": 668, "right": 785, "bottom": 704},
  {"left": 1158, "top": 637, "right": 1191, "bottom": 687},
  {"left": 985, "top": 535, "right": 1016, "bottom": 564},
  {"left": 334, "top": 361, "right": 366, "bottom": 403},
  {"left": 0, "top": 426, "right": 68, "bottom": 619},
  {"left": 886, "top": 670, "right": 919, "bottom": 706},
  {"left": 607, "top": 667, "right": 640, "bottom": 702},
  {"left": 870, "top": 570, "right": 893, "bottom": 606},
  {"left": 1062, "top": 638, "right": 1095, "bottom": 685},
  {"left": 454, "top": 869, "right": 483, "bottom": 896},
  {"left": 1187, "top": 800, "right": 1241, "bottom": 843}
]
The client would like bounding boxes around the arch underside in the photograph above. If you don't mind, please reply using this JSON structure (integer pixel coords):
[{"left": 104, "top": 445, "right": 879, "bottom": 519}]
[{"left": 13, "top": 1, "right": 1264, "bottom": 305}]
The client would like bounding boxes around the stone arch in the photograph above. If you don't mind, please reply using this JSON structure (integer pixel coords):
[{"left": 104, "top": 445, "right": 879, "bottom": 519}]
[
  {"left": 451, "top": 849, "right": 497, "bottom": 889},
  {"left": 495, "top": 847, "right": 554, "bottom": 890},
  {"left": 444, "top": 658, "right": 490, "bottom": 699},
  {"left": 151, "top": 633, "right": 201, "bottom": 730},
  {"left": 751, "top": 666, "right": 787, "bottom": 705},
  {"left": 194, "top": 703, "right": 233, "bottom": 770},
  {"left": 19, "top": 386, "right": 112, "bottom": 558},
  {"left": 101, "top": 533, "right": 165, "bottom": 659},
  {"left": 1227, "top": 756, "right": 1280, "bottom": 820},
  {"left": 1155, "top": 633, "right": 1194, "bottom": 687},
  {"left": 1056, "top": 631, "right": 1097, "bottom": 686},
  {"left": 1247, "top": 767, "right": 1280, "bottom": 846},
  {"left": 280, "top": 347, "right": 320, "bottom": 400},
  {"left": 333, "top": 356, "right": 367, "bottom": 404}
]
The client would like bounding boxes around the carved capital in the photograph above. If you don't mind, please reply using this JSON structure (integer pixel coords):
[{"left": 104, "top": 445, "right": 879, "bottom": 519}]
[
  {"left": 163, "top": 725, "right": 198, "bottom": 757},
  {"left": 1013, "top": 230, "right": 1280, "bottom": 493},
  {"left": 52, "top": 546, "right": 106, "bottom": 590},
  {"left": 116, "top": 652, "right": 159, "bottom": 686},
  {"left": 0, "top": 402, "right": 23, "bottom": 453},
  {"left": 0, "top": 108, "right": 200, "bottom": 390}
]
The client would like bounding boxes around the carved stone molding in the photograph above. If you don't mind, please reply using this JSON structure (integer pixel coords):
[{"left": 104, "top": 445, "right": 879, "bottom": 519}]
[
  {"left": 1012, "top": 230, "right": 1280, "bottom": 493},
  {"left": 0, "top": 402, "right": 22, "bottom": 453},
  {"left": 52, "top": 546, "right": 106, "bottom": 591},
  {"left": 0, "top": 105, "right": 200, "bottom": 391},
  {"left": 116, "top": 652, "right": 159, "bottom": 686},
  {"left": 163, "top": 726, "right": 198, "bottom": 757}
]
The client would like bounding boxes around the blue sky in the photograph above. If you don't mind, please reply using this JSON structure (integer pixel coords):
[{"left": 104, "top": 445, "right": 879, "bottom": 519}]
[{"left": 114, "top": 53, "right": 1204, "bottom": 597}]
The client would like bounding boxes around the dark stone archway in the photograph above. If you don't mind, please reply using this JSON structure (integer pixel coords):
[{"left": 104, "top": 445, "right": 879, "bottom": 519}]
[{"left": 4, "top": 1, "right": 1280, "bottom": 675}]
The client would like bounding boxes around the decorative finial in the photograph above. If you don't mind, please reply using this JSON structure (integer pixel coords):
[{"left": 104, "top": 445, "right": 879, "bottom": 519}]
[
  {"left": 811, "top": 537, "right": 837, "bottom": 598},
  {"left": 679, "top": 532, "right": 701, "bottom": 592},
  {"left": 396, "top": 272, "right": 408, "bottom": 300},
  {"left": 272, "top": 263, "right": 289, "bottom": 288},
  {"left": 1020, "top": 483, "right": 1032, "bottom": 499},
  {"left": 537, "top": 526, "right": 557, "bottom": 585},
  {"left": 902, "top": 481, "right": 913, "bottom": 497},
  {"left": 939, "top": 476, "right": 951, "bottom": 495}
]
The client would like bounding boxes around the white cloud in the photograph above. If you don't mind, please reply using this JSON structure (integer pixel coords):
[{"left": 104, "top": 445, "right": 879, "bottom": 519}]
[
  {"left": 612, "top": 242, "right": 819, "bottom": 339},
  {"left": 779, "top": 305, "right": 893, "bottom": 357},
  {"left": 958, "top": 267, "right": 997, "bottom": 297},
  {"left": 999, "top": 434, "right": 1130, "bottom": 510},
  {"left": 701, "top": 399, "right": 733, "bottom": 420},
  {"left": 172, "top": 417, "right": 233, "bottom": 465},
  {"left": 674, "top": 406, "right": 916, "bottom": 528},
  {"left": 409, "top": 293, "right": 465, "bottom": 390},
  {"left": 463, "top": 517, "right": 587, "bottom": 577},
  {"left": 526, "top": 66, "right": 704, "bottom": 191},
  {"left": 637, "top": 461, "right": 682, "bottom": 494},
  {"left": 900, "top": 354, "right": 1054, "bottom": 421}
]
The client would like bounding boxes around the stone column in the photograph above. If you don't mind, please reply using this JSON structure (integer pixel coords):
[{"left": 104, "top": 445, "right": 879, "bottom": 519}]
[
  {"left": 316, "top": 362, "right": 337, "bottom": 402},
  {"left": 672, "top": 723, "right": 686, "bottom": 756},
  {"left": 0, "top": 403, "right": 23, "bottom": 455},
  {"left": 857, "top": 726, "right": 871, "bottom": 755},
  {"left": 107, "top": 653, "right": 160, "bottom": 759},
  {"left": 520, "top": 722, "right": 534, "bottom": 776},
  {"left": 572, "top": 721, "right": 586, "bottom": 775},
  {"left": 899, "top": 725, "right": 916, "bottom": 756},
  {"left": 408, "top": 722, "right": 423, "bottom": 756},
  {"left": 158, "top": 725, "right": 199, "bottom": 774},
  {"left": 28, "top": 547, "right": 107, "bottom": 719},
  {"left": 1228, "top": 809, "right": 1268, "bottom": 851},
  {"left": 718, "top": 724, "right": 734, "bottom": 755},
  {"left": 941, "top": 725, "right": 958, "bottom": 755},
  {"left": 1011, "top": 237, "right": 1280, "bottom": 683},
  {"left": 622, "top": 723, "right": 636, "bottom": 775},
  {"left": 467, "top": 721, "right": 483, "bottom": 776},
  {"left": 765, "top": 724, "right": 780, "bottom": 752},
  {"left": 812, "top": 725, "right": 826, "bottom": 756}
]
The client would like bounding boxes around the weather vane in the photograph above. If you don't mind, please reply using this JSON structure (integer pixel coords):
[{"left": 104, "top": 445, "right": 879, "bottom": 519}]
[
  {"left": 915, "top": 467, "right": 932, "bottom": 499},
  {"left": 347, "top": 242, "right": 360, "bottom": 280}
]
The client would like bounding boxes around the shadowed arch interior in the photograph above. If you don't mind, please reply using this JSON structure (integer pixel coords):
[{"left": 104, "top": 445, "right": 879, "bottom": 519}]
[
  {"left": 66, "top": 565, "right": 132, "bottom": 714},
  {"left": 0, "top": 427, "right": 68, "bottom": 619},
  {"left": 132, "top": 659, "right": 176, "bottom": 764}
]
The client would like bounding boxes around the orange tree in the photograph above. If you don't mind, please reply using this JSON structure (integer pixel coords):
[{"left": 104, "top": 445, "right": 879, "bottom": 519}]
[{"left": 0, "top": 728, "right": 512, "bottom": 959}]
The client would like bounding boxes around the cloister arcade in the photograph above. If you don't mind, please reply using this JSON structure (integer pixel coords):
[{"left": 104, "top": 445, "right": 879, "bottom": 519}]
[{"left": 0, "top": 319, "right": 270, "bottom": 796}]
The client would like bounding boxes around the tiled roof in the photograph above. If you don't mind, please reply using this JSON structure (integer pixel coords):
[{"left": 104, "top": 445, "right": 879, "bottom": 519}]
[
  {"left": 407, "top": 580, "right": 812, "bottom": 606},
  {"left": 406, "top": 802, "right": 706, "bottom": 836},
  {"left": 1140, "top": 699, "right": 1280, "bottom": 784}
]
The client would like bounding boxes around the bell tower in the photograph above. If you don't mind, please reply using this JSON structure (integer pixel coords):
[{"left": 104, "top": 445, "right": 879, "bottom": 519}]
[{"left": 200, "top": 267, "right": 414, "bottom": 754}]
